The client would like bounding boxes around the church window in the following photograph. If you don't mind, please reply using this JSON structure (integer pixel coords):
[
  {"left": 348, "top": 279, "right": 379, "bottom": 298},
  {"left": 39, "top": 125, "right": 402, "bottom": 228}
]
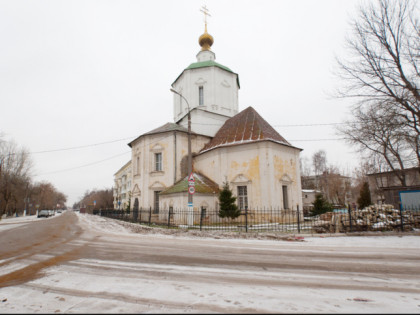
[
  {"left": 282, "top": 185, "right": 289, "bottom": 209},
  {"left": 136, "top": 155, "right": 141, "bottom": 175},
  {"left": 155, "top": 153, "right": 162, "bottom": 171},
  {"left": 199, "top": 86, "right": 204, "bottom": 105},
  {"left": 237, "top": 186, "right": 248, "bottom": 210}
]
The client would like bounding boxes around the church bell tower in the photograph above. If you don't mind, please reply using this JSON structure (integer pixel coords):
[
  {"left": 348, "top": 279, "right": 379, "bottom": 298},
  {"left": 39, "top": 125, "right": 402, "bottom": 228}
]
[{"left": 171, "top": 6, "right": 240, "bottom": 137}]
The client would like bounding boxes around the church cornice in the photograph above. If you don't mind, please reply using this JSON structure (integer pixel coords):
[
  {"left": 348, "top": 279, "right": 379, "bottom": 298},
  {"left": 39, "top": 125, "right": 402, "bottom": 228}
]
[
  {"left": 171, "top": 61, "right": 240, "bottom": 88},
  {"left": 175, "top": 107, "right": 235, "bottom": 125}
]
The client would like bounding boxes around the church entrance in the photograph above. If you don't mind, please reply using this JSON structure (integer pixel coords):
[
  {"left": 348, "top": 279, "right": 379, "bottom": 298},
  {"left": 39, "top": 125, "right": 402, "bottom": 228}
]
[{"left": 133, "top": 198, "right": 139, "bottom": 220}]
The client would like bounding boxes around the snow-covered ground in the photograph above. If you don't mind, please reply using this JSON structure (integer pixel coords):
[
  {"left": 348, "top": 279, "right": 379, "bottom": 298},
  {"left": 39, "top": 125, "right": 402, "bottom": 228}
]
[{"left": 1, "top": 212, "right": 420, "bottom": 313}]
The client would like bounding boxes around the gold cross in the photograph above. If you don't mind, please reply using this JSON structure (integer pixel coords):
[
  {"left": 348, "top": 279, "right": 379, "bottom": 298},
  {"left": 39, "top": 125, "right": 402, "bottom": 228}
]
[{"left": 200, "top": 5, "right": 211, "bottom": 25}]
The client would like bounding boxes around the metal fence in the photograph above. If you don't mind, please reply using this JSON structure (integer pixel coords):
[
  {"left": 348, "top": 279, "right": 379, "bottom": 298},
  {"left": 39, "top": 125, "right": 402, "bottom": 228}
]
[{"left": 96, "top": 205, "right": 420, "bottom": 234}]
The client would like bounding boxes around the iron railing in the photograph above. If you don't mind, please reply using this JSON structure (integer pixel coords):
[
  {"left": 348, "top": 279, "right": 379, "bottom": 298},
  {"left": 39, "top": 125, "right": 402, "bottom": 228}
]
[{"left": 96, "top": 205, "right": 420, "bottom": 234}]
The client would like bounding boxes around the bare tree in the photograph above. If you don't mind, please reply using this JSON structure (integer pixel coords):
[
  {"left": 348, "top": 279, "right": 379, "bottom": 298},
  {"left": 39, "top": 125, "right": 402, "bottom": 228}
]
[
  {"left": 312, "top": 150, "right": 327, "bottom": 190},
  {"left": 0, "top": 136, "right": 67, "bottom": 215},
  {"left": 0, "top": 140, "right": 32, "bottom": 215},
  {"left": 339, "top": 102, "right": 414, "bottom": 185},
  {"left": 300, "top": 156, "right": 314, "bottom": 189},
  {"left": 318, "top": 165, "right": 353, "bottom": 207},
  {"left": 335, "top": 0, "right": 420, "bottom": 172},
  {"left": 27, "top": 181, "right": 67, "bottom": 211},
  {"left": 78, "top": 189, "right": 113, "bottom": 211}
]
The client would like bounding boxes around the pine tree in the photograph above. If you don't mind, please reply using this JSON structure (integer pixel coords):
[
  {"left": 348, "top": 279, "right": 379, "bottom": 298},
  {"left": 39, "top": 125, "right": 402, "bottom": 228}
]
[
  {"left": 218, "top": 182, "right": 241, "bottom": 219},
  {"left": 311, "top": 193, "right": 332, "bottom": 216},
  {"left": 357, "top": 182, "right": 372, "bottom": 210}
]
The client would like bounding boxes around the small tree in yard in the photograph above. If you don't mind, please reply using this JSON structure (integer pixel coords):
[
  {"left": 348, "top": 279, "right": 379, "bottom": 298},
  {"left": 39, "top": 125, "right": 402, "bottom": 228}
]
[
  {"left": 218, "top": 182, "right": 241, "bottom": 219},
  {"left": 311, "top": 193, "right": 333, "bottom": 216},
  {"left": 357, "top": 182, "right": 372, "bottom": 210}
]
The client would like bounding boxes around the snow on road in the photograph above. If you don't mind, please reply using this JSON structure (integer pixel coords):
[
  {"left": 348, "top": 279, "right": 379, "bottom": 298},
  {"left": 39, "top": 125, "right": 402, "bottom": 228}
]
[{"left": 0, "top": 212, "right": 419, "bottom": 313}]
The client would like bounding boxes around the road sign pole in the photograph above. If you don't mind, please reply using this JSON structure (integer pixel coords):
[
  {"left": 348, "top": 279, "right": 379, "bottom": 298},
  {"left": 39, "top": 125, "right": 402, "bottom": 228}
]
[{"left": 187, "top": 173, "right": 195, "bottom": 226}]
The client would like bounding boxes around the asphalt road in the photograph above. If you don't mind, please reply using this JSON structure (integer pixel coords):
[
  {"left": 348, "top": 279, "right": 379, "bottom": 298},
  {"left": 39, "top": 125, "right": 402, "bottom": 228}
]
[{"left": 0, "top": 211, "right": 419, "bottom": 313}]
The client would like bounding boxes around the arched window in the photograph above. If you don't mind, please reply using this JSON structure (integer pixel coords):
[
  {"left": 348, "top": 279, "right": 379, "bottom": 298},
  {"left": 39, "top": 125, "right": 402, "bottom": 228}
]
[{"left": 199, "top": 86, "right": 204, "bottom": 105}]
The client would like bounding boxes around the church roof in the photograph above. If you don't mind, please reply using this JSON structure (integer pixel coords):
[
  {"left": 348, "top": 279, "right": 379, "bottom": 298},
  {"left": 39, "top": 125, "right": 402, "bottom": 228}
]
[
  {"left": 128, "top": 123, "right": 191, "bottom": 147},
  {"left": 186, "top": 60, "right": 233, "bottom": 73},
  {"left": 143, "top": 122, "right": 189, "bottom": 136},
  {"left": 160, "top": 172, "right": 220, "bottom": 195},
  {"left": 172, "top": 60, "right": 240, "bottom": 88},
  {"left": 200, "top": 106, "right": 297, "bottom": 154}
]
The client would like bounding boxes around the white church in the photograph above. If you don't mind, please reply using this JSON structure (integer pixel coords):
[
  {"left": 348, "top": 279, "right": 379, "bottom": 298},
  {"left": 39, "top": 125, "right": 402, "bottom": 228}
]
[{"left": 114, "top": 13, "right": 303, "bottom": 216}]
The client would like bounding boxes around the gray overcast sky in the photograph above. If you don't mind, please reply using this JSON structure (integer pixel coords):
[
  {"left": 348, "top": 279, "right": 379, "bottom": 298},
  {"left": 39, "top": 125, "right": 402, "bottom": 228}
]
[{"left": 0, "top": 0, "right": 361, "bottom": 207}]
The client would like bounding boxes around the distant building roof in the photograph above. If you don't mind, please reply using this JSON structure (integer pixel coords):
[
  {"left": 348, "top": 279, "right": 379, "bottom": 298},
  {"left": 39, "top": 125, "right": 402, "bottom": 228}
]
[
  {"left": 367, "top": 167, "right": 420, "bottom": 176},
  {"left": 114, "top": 160, "right": 131, "bottom": 176},
  {"left": 200, "top": 106, "right": 300, "bottom": 154},
  {"left": 302, "top": 189, "right": 320, "bottom": 193},
  {"left": 160, "top": 172, "right": 219, "bottom": 195}
]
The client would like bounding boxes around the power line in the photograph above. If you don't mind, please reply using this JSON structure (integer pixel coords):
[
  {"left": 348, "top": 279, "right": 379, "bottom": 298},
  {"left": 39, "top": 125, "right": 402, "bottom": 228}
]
[
  {"left": 35, "top": 134, "right": 170, "bottom": 175},
  {"left": 36, "top": 151, "right": 131, "bottom": 176},
  {"left": 188, "top": 122, "right": 346, "bottom": 127},
  {"left": 289, "top": 138, "right": 345, "bottom": 142},
  {"left": 30, "top": 137, "right": 134, "bottom": 154},
  {"left": 273, "top": 123, "right": 345, "bottom": 127},
  {"left": 25, "top": 133, "right": 346, "bottom": 156},
  {"left": 5, "top": 121, "right": 348, "bottom": 158}
]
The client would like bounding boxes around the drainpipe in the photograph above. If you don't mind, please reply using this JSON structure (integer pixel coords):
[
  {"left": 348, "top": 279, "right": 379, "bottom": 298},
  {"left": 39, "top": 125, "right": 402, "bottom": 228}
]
[{"left": 174, "top": 131, "right": 177, "bottom": 183}]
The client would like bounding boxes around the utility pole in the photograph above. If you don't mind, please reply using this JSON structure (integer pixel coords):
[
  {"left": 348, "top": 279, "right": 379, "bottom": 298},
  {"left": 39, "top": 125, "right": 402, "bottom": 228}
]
[{"left": 170, "top": 88, "right": 194, "bottom": 225}]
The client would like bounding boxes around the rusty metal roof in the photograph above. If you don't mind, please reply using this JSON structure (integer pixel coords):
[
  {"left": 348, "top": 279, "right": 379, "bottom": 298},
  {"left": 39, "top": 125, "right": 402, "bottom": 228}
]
[{"left": 200, "top": 106, "right": 292, "bottom": 153}]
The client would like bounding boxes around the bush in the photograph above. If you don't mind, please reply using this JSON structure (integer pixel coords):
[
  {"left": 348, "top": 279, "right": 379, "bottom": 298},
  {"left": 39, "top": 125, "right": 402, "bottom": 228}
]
[
  {"left": 311, "top": 193, "right": 333, "bottom": 216},
  {"left": 357, "top": 182, "right": 372, "bottom": 210},
  {"left": 218, "top": 182, "right": 241, "bottom": 219}
]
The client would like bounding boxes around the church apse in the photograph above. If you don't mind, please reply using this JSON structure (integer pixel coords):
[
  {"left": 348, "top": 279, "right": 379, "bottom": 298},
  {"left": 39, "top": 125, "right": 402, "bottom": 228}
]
[{"left": 274, "top": 155, "right": 298, "bottom": 184}]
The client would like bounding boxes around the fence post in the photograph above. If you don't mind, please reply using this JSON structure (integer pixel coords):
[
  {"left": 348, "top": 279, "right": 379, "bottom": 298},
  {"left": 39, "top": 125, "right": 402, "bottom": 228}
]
[
  {"left": 348, "top": 203, "right": 352, "bottom": 233},
  {"left": 149, "top": 207, "right": 152, "bottom": 225},
  {"left": 245, "top": 206, "right": 248, "bottom": 233},
  {"left": 399, "top": 203, "right": 404, "bottom": 232},
  {"left": 297, "top": 205, "right": 301, "bottom": 234}
]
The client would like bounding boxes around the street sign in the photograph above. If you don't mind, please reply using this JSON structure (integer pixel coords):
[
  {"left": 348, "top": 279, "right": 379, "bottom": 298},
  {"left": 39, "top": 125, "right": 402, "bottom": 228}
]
[
  {"left": 188, "top": 202, "right": 193, "bottom": 207},
  {"left": 94, "top": 200, "right": 96, "bottom": 206},
  {"left": 188, "top": 186, "right": 195, "bottom": 195},
  {"left": 188, "top": 173, "right": 195, "bottom": 182},
  {"left": 188, "top": 181, "right": 195, "bottom": 186}
]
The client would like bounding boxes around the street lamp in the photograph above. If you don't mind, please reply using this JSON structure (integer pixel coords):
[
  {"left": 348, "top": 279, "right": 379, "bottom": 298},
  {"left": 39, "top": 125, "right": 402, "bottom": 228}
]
[{"left": 170, "top": 88, "right": 193, "bottom": 223}]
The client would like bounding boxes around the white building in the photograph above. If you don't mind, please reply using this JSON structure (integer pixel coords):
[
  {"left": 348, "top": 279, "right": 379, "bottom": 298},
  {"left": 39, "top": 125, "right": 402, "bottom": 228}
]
[
  {"left": 123, "top": 19, "right": 303, "bottom": 216},
  {"left": 113, "top": 160, "right": 132, "bottom": 210}
]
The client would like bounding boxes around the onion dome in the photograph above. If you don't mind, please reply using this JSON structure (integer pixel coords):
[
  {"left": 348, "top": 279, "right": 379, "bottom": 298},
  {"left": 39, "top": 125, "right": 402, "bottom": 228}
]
[{"left": 198, "top": 24, "right": 214, "bottom": 51}]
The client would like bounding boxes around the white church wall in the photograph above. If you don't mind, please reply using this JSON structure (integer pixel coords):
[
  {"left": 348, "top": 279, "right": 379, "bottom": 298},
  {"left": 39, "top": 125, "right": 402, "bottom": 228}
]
[
  {"left": 177, "top": 110, "right": 230, "bottom": 137},
  {"left": 172, "top": 66, "right": 238, "bottom": 122},
  {"left": 160, "top": 192, "right": 219, "bottom": 224},
  {"left": 194, "top": 141, "right": 303, "bottom": 210},
  {"left": 160, "top": 193, "right": 218, "bottom": 212},
  {"left": 130, "top": 130, "right": 211, "bottom": 210}
]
